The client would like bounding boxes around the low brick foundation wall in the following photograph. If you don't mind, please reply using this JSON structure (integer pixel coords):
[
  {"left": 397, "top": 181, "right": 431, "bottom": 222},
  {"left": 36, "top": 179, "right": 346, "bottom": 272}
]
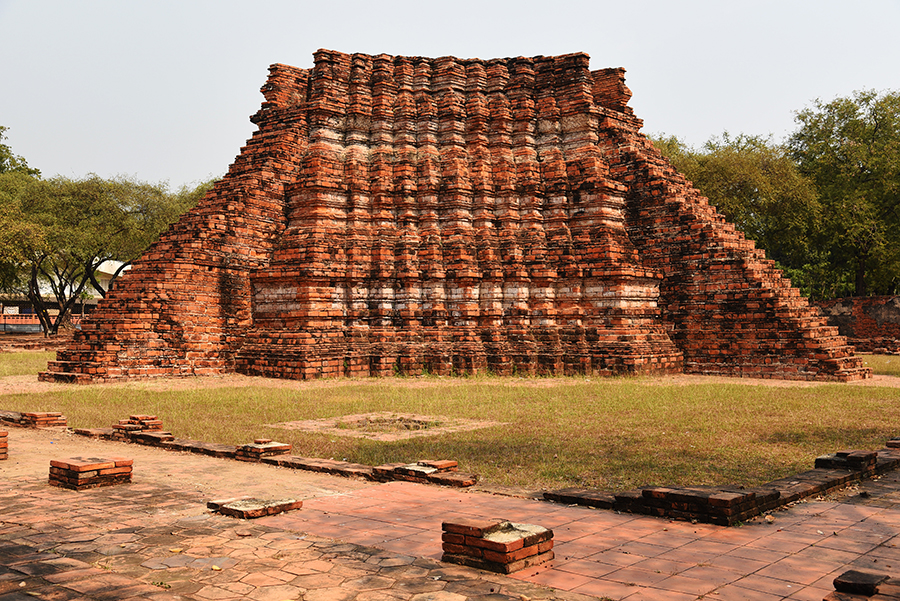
[
  {"left": 0, "top": 430, "right": 7, "bottom": 460},
  {"left": 546, "top": 444, "right": 900, "bottom": 525},
  {"left": 70, "top": 414, "right": 479, "bottom": 487}
]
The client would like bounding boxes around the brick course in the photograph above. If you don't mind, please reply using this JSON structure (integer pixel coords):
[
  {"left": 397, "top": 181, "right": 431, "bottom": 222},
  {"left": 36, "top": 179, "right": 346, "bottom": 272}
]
[{"left": 41, "top": 50, "right": 869, "bottom": 383}]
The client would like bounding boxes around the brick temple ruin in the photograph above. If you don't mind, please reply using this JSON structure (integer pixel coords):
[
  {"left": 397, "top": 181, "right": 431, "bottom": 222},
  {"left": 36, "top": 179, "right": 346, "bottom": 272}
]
[{"left": 41, "top": 50, "right": 870, "bottom": 383}]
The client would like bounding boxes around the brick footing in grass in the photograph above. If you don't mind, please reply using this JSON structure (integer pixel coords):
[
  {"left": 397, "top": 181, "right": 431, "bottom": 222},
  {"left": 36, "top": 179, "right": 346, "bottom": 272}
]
[
  {"left": 48, "top": 456, "right": 133, "bottom": 491},
  {"left": 207, "top": 496, "right": 303, "bottom": 519},
  {"left": 0, "top": 430, "right": 7, "bottom": 460},
  {"left": 0, "top": 410, "right": 66, "bottom": 429},
  {"left": 374, "top": 460, "right": 478, "bottom": 487},
  {"left": 824, "top": 569, "right": 900, "bottom": 599},
  {"left": 546, "top": 444, "right": 900, "bottom": 525},
  {"left": 441, "top": 518, "right": 554, "bottom": 574},
  {"left": 235, "top": 439, "right": 292, "bottom": 462}
]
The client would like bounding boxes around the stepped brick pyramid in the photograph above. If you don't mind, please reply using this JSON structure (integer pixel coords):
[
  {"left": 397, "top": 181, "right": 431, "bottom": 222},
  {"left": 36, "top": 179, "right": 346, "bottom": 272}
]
[{"left": 41, "top": 50, "right": 870, "bottom": 383}]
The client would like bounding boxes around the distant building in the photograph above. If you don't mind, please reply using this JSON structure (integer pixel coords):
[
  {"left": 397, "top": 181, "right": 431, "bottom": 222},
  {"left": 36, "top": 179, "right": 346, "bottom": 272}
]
[{"left": 0, "top": 260, "right": 130, "bottom": 332}]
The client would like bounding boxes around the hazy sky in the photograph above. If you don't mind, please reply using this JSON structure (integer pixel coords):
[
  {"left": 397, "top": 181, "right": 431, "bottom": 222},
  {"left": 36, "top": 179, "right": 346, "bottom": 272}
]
[{"left": 1, "top": 0, "right": 898, "bottom": 189}]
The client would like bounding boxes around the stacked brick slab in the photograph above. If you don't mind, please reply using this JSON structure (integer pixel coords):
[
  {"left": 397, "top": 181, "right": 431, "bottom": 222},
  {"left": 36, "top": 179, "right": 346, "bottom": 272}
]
[
  {"left": 23, "top": 412, "right": 66, "bottom": 428},
  {"left": 235, "top": 439, "right": 291, "bottom": 462},
  {"left": 41, "top": 50, "right": 869, "bottom": 383},
  {"left": 49, "top": 456, "right": 133, "bottom": 491},
  {"left": 441, "top": 519, "right": 553, "bottom": 574},
  {"left": 1, "top": 410, "right": 67, "bottom": 429},
  {"left": 0, "top": 431, "right": 7, "bottom": 460},
  {"left": 373, "top": 460, "right": 477, "bottom": 487}
]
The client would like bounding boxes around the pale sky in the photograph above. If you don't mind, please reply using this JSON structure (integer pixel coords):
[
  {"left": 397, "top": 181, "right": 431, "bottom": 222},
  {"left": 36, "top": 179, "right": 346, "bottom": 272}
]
[{"left": 1, "top": 0, "right": 898, "bottom": 189}]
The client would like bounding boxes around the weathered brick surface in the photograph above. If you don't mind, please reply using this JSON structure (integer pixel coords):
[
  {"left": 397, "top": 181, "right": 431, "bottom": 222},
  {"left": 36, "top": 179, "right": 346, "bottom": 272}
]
[
  {"left": 41, "top": 50, "right": 869, "bottom": 383},
  {"left": 441, "top": 520, "right": 553, "bottom": 574}
]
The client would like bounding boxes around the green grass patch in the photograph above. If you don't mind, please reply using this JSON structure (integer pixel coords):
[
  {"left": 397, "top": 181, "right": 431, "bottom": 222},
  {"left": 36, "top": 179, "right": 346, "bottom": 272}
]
[
  {"left": 863, "top": 354, "right": 900, "bottom": 377},
  {"left": 0, "top": 351, "right": 54, "bottom": 377},
  {"left": 3, "top": 354, "right": 900, "bottom": 492}
]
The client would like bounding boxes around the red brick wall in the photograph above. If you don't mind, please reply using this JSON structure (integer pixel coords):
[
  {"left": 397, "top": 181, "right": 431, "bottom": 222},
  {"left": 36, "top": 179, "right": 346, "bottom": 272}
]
[
  {"left": 42, "top": 51, "right": 869, "bottom": 383},
  {"left": 816, "top": 297, "right": 900, "bottom": 352}
]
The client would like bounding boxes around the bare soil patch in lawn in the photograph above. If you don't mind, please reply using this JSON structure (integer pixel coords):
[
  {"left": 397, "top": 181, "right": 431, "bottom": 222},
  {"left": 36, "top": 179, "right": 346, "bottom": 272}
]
[{"left": 268, "top": 411, "right": 505, "bottom": 442}]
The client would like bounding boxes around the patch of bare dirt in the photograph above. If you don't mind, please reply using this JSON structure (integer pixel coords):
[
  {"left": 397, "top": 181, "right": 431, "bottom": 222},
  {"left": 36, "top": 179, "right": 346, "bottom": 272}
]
[{"left": 268, "top": 411, "right": 505, "bottom": 441}]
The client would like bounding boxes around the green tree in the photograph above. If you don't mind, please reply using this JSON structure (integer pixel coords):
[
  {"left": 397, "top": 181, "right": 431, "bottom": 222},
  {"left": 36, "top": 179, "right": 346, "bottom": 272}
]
[
  {"left": 12, "top": 175, "right": 210, "bottom": 335},
  {"left": 0, "top": 125, "right": 40, "bottom": 176},
  {"left": 0, "top": 127, "right": 42, "bottom": 294},
  {"left": 652, "top": 133, "right": 822, "bottom": 292},
  {"left": 789, "top": 89, "right": 900, "bottom": 297}
]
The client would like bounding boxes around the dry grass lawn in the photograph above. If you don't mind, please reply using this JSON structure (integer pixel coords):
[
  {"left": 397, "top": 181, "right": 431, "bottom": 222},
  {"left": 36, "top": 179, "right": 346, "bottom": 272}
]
[{"left": 3, "top": 349, "right": 900, "bottom": 492}]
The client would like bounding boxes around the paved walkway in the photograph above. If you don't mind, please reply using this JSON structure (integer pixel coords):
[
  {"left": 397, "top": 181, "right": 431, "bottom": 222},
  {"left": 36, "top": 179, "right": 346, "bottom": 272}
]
[{"left": 3, "top": 427, "right": 900, "bottom": 601}]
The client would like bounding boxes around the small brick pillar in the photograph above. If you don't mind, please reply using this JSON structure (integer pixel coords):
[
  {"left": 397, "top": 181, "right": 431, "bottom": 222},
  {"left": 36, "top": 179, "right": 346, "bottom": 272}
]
[
  {"left": 235, "top": 439, "right": 291, "bottom": 462},
  {"left": 0, "top": 430, "right": 7, "bottom": 460},
  {"left": 441, "top": 519, "right": 554, "bottom": 574},
  {"left": 49, "top": 456, "right": 133, "bottom": 490}
]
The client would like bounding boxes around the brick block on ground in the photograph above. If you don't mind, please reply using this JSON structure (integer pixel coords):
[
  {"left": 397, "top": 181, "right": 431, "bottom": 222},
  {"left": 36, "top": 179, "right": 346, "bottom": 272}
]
[
  {"left": 23, "top": 412, "right": 66, "bottom": 428},
  {"left": 374, "top": 460, "right": 476, "bottom": 487},
  {"left": 824, "top": 569, "right": 899, "bottom": 600},
  {"left": 235, "top": 439, "right": 291, "bottom": 462},
  {"left": 442, "top": 519, "right": 553, "bottom": 574},
  {"left": 815, "top": 450, "right": 878, "bottom": 473},
  {"left": 109, "top": 414, "right": 167, "bottom": 442},
  {"left": 207, "top": 497, "right": 303, "bottom": 519},
  {"left": 49, "top": 456, "right": 133, "bottom": 491},
  {"left": 72, "top": 427, "right": 116, "bottom": 438},
  {"left": 0, "top": 430, "right": 7, "bottom": 460}
]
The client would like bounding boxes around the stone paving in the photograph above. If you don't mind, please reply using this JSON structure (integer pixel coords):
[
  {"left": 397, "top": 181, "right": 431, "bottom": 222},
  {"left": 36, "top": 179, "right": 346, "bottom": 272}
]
[{"left": 4, "top": 427, "right": 900, "bottom": 601}]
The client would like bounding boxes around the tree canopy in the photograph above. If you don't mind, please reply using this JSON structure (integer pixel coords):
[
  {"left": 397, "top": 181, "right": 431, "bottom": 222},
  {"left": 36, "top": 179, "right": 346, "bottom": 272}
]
[
  {"left": 652, "top": 133, "right": 821, "bottom": 274},
  {"left": 653, "top": 89, "right": 900, "bottom": 300},
  {"left": 0, "top": 125, "right": 40, "bottom": 177},
  {"left": 789, "top": 89, "right": 900, "bottom": 297},
  {"left": 1, "top": 126, "right": 214, "bottom": 334}
]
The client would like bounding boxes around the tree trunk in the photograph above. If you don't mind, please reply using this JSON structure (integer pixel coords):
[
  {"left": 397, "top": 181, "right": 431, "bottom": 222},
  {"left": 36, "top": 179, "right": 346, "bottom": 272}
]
[{"left": 855, "top": 254, "right": 868, "bottom": 297}]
